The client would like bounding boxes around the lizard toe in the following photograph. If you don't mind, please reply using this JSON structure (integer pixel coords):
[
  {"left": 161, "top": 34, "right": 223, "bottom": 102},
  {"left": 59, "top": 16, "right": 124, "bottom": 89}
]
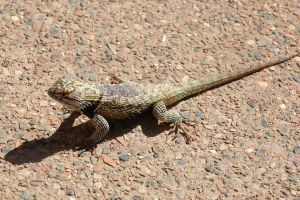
[
  {"left": 77, "top": 139, "right": 97, "bottom": 155},
  {"left": 167, "top": 122, "right": 193, "bottom": 144}
]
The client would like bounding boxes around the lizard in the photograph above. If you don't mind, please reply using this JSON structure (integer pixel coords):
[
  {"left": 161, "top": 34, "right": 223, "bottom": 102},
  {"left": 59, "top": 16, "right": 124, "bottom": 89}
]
[{"left": 47, "top": 52, "right": 299, "bottom": 151}]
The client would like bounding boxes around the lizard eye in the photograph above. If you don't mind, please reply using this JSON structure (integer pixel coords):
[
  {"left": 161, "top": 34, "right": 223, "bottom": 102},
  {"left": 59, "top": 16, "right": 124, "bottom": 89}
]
[
  {"left": 60, "top": 86, "right": 73, "bottom": 96},
  {"left": 61, "top": 88, "right": 69, "bottom": 96}
]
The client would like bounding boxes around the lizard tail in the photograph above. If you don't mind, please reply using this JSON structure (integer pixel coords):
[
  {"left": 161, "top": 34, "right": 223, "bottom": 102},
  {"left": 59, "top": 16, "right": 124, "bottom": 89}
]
[{"left": 164, "top": 52, "right": 299, "bottom": 106}]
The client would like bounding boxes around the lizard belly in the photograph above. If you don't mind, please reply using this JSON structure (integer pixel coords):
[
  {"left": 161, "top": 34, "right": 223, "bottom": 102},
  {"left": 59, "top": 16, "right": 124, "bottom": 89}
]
[{"left": 95, "top": 100, "right": 151, "bottom": 119}]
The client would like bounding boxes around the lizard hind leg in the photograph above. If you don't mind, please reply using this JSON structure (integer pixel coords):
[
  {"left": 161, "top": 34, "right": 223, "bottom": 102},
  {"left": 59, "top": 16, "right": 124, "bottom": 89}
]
[{"left": 152, "top": 101, "right": 193, "bottom": 143}]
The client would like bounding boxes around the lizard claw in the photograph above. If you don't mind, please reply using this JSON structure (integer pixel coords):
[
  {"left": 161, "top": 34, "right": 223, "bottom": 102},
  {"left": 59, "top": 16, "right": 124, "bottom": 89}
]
[{"left": 167, "top": 121, "right": 194, "bottom": 144}]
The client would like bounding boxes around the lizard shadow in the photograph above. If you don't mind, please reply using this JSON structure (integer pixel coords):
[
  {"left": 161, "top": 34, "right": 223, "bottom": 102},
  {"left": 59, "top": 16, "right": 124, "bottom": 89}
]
[{"left": 4, "top": 111, "right": 168, "bottom": 165}]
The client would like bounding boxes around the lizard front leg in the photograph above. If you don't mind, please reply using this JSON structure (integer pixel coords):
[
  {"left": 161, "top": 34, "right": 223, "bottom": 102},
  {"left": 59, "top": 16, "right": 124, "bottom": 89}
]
[
  {"left": 82, "top": 114, "right": 110, "bottom": 150},
  {"left": 152, "top": 101, "right": 193, "bottom": 143}
]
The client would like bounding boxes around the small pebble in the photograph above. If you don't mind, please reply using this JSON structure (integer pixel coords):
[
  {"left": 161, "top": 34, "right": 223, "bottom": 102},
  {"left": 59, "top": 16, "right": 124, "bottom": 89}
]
[
  {"left": 132, "top": 196, "right": 143, "bottom": 200},
  {"left": 56, "top": 164, "right": 65, "bottom": 172},
  {"left": 1, "top": 59, "right": 9, "bottom": 67},
  {"left": 119, "top": 154, "right": 130, "bottom": 162},
  {"left": 270, "top": 162, "right": 276, "bottom": 168},
  {"left": 293, "top": 146, "right": 300, "bottom": 154},
  {"left": 21, "top": 191, "right": 30, "bottom": 200},
  {"left": 279, "top": 104, "right": 286, "bottom": 110},
  {"left": 180, "top": 111, "right": 192, "bottom": 120},
  {"left": 254, "top": 51, "right": 263, "bottom": 60},
  {"left": 11, "top": 16, "right": 19, "bottom": 21},
  {"left": 138, "top": 185, "right": 147, "bottom": 194},
  {"left": 161, "top": 35, "right": 167, "bottom": 43},
  {"left": 48, "top": 26, "right": 61, "bottom": 38},
  {"left": 204, "top": 166, "right": 219, "bottom": 175},
  {"left": 127, "top": 43, "right": 134, "bottom": 49},
  {"left": 246, "top": 40, "right": 256, "bottom": 46},
  {"left": 256, "top": 36, "right": 271, "bottom": 47},
  {"left": 94, "top": 182, "right": 102, "bottom": 188},
  {"left": 101, "top": 154, "right": 117, "bottom": 167},
  {"left": 201, "top": 60, "right": 208, "bottom": 65},
  {"left": 133, "top": 24, "right": 143, "bottom": 31},
  {"left": 293, "top": 76, "right": 300, "bottom": 83},
  {"left": 256, "top": 81, "right": 269, "bottom": 88},
  {"left": 39, "top": 100, "right": 48, "bottom": 107},
  {"left": 219, "top": 144, "right": 228, "bottom": 151},
  {"left": 246, "top": 99, "right": 256, "bottom": 108},
  {"left": 245, "top": 148, "right": 255, "bottom": 154},
  {"left": 66, "top": 189, "right": 75, "bottom": 196},
  {"left": 177, "top": 159, "right": 186, "bottom": 166},
  {"left": 84, "top": 180, "right": 93, "bottom": 187},
  {"left": 115, "top": 56, "right": 125, "bottom": 63},
  {"left": 260, "top": 11, "right": 270, "bottom": 19},
  {"left": 19, "top": 120, "right": 28, "bottom": 130},
  {"left": 195, "top": 111, "right": 205, "bottom": 121},
  {"left": 90, "top": 155, "right": 98, "bottom": 164},
  {"left": 261, "top": 118, "right": 268, "bottom": 128}
]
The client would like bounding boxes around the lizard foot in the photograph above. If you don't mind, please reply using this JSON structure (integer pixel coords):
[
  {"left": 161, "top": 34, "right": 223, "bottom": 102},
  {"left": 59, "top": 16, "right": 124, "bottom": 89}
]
[
  {"left": 167, "top": 121, "right": 195, "bottom": 144},
  {"left": 77, "top": 139, "right": 97, "bottom": 155},
  {"left": 62, "top": 106, "right": 70, "bottom": 115},
  {"left": 62, "top": 106, "right": 81, "bottom": 119}
]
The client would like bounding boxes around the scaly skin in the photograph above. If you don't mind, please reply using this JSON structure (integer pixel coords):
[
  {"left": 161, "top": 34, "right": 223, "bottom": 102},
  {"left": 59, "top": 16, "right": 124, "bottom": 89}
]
[{"left": 48, "top": 52, "right": 299, "bottom": 150}]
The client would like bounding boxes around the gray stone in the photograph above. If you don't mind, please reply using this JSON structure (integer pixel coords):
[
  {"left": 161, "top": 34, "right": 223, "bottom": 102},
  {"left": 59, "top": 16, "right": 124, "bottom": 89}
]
[
  {"left": 1, "top": 147, "right": 11, "bottom": 155},
  {"left": 256, "top": 36, "right": 271, "bottom": 47},
  {"left": 21, "top": 191, "right": 30, "bottom": 200},
  {"left": 90, "top": 155, "right": 98, "bottom": 164},
  {"left": 56, "top": 164, "right": 65, "bottom": 172},
  {"left": 275, "top": 35, "right": 285, "bottom": 45},
  {"left": 293, "top": 76, "right": 300, "bottom": 84},
  {"left": 205, "top": 166, "right": 219, "bottom": 175},
  {"left": 48, "top": 27, "right": 61, "bottom": 38},
  {"left": 254, "top": 51, "right": 263, "bottom": 60},
  {"left": 261, "top": 118, "right": 268, "bottom": 128},
  {"left": 119, "top": 154, "right": 130, "bottom": 162},
  {"left": 177, "top": 159, "right": 186, "bottom": 166},
  {"left": 246, "top": 99, "right": 256, "bottom": 108},
  {"left": 19, "top": 120, "right": 28, "bottom": 130},
  {"left": 201, "top": 59, "right": 208, "bottom": 65},
  {"left": 293, "top": 146, "right": 300, "bottom": 154},
  {"left": 84, "top": 180, "right": 93, "bottom": 187},
  {"left": 1, "top": 59, "right": 9, "bottom": 67},
  {"left": 115, "top": 56, "right": 125, "bottom": 63},
  {"left": 277, "top": 126, "right": 289, "bottom": 136},
  {"left": 180, "top": 111, "right": 192, "bottom": 120},
  {"left": 66, "top": 189, "right": 75, "bottom": 196},
  {"left": 127, "top": 43, "right": 134, "bottom": 49},
  {"left": 260, "top": 11, "right": 271, "bottom": 19},
  {"left": 132, "top": 196, "right": 143, "bottom": 200},
  {"left": 195, "top": 111, "right": 205, "bottom": 121}
]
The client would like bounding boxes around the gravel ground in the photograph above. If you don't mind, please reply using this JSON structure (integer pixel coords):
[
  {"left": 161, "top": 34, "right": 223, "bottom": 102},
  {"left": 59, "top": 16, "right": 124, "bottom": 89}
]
[{"left": 0, "top": 0, "right": 299, "bottom": 199}]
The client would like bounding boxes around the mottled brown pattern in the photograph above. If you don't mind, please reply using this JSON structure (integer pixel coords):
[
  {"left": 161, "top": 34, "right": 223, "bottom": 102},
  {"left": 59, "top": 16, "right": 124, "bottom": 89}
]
[{"left": 48, "top": 52, "right": 299, "bottom": 147}]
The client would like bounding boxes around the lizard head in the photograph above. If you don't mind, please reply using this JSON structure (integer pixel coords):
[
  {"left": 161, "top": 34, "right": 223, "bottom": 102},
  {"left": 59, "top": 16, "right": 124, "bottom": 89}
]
[{"left": 48, "top": 77, "right": 100, "bottom": 111}]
